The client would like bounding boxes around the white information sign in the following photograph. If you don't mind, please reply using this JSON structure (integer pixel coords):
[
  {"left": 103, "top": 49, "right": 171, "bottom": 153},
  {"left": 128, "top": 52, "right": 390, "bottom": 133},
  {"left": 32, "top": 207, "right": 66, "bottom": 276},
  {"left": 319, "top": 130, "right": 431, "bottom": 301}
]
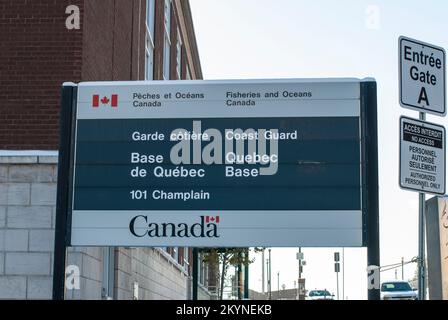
[
  {"left": 400, "top": 116, "right": 445, "bottom": 195},
  {"left": 66, "top": 79, "right": 376, "bottom": 247},
  {"left": 399, "top": 36, "right": 446, "bottom": 116}
]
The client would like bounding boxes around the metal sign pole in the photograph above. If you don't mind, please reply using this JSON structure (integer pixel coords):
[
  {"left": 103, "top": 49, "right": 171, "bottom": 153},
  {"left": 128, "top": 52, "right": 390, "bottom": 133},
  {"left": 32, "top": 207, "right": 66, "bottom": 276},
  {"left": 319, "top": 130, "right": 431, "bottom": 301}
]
[
  {"left": 244, "top": 249, "right": 249, "bottom": 299},
  {"left": 342, "top": 247, "right": 345, "bottom": 300},
  {"left": 418, "top": 192, "right": 426, "bottom": 300},
  {"left": 336, "top": 271, "right": 339, "bottom": 300},
  {"left": 361, "top": 81, "right": 380, "bottom": 300},
  {"left": 418, "top": 110, "right": 426, "bottom": 300},
  {"left": 192, "top": 248, "right": 198, "bottom": 300},
  {"left": 52, "top": 84, "right": 76, "bottom": 300}
]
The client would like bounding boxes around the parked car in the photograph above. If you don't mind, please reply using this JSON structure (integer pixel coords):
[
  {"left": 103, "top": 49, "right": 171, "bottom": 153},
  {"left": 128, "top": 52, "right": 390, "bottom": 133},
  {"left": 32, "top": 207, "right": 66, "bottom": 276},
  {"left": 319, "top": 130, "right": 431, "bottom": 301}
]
[
  {"left": 306, "top": 289, "right": 334, "bottom": 300},
  {"left": 380, "top": 281, "right": 418, "bottom": 300}
]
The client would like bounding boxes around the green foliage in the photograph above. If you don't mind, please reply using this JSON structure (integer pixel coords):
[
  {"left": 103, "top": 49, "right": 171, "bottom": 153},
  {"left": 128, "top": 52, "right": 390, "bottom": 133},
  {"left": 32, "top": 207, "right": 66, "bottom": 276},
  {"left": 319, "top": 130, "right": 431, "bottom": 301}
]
[
  {"left": 200, "top": 247, "right": 264, "bottom": 267},
  {"left": 199, "top": 247, "right": 264, "bottom": 300}
]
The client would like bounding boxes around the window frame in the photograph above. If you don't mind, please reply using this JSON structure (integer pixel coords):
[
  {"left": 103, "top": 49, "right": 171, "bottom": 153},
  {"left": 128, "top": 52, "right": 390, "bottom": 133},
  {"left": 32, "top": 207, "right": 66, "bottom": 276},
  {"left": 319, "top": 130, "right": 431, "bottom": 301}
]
[
  {"left": 176, "top": 27, "right": 182, "bottom": 79},
  {"left": 145, "top": 0, "right": 156, "bottom": 80},
  {"left": 162, "top": 0, "right": 172, "bottom": 80}
]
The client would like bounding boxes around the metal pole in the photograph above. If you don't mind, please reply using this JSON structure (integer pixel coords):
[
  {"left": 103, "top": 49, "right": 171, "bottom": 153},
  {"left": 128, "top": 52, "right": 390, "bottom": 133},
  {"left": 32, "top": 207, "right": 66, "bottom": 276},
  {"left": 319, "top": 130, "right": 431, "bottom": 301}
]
[
  {"left": 268, "top": 248, "right": 272, "bottom": 300},
  {"left": 192, "top": 248, "right": 198, "bottom": 300},
  {"left": 277, "top": 272, "right": 280, "bottom": 298},
  {"left": 342, "top": 247, "right": 345, "bottom": 300},
  {"left": 294, "top": 281, "right": 298, "bottom": 300},
  {"left": 336, "top": 271, "right": 339, "bottom": 300},
  {"left": 418, "top": 111, "right": 426, "bottom": 300},
  {"left": 266, "top": 259, "right": 269, "bottom": 299},
  {"left": 52, "top": 84, "right": 76, "bottom": 300},
  {"left": 244, "top": 249, "right": 249, "bottom": 299},
  {"left": 401, "top": 257, "right": 404, "bottom": 280},
  {"left": 361, "top": 81, "right": 380, "bottom": 300},
  {"left": 237, "top": 262, "right": 242, "bottom": 300},
  {"left": 261, "top": 249, "right": 265, "bottom": 294},
  {"left": 298, "top": 247, "right": 301, "bottom": 300}
]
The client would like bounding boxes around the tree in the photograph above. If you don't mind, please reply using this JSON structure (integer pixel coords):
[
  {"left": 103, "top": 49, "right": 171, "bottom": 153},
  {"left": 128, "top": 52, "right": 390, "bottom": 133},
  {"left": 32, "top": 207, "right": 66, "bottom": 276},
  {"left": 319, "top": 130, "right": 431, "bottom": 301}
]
[{"left": 201, "top": 247, "right": 263, "bottom": 300}]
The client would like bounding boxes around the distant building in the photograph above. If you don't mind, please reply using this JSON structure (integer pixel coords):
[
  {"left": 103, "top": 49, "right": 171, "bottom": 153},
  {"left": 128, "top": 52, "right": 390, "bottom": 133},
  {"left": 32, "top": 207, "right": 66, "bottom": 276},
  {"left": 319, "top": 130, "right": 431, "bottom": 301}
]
[{"left": 0, "top": 0, "right": 217, "bottom": 300}]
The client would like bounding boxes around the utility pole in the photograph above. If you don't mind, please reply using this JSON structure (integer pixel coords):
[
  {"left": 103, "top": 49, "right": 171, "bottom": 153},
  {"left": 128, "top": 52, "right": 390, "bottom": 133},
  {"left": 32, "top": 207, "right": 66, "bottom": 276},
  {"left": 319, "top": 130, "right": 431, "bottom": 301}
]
[
  {"left": 342, "top": 248, "right": 345, "bottom": 300},
  {"left": 268, "top": 248, "right": 272, "bottom": 300},
  {"left": 334, "top": 252, "right": 340, "bottom": 300},
  {"left": 277, "top": 272, "right": 280, "bottom": 299},
  {"left": 401, "top": 257, "right": 404, "bottom": 280},
  {"left": 261, "top": 249, "right": 265, "bottom": 294},
  {"left": 336, "top": 272, "right": 339, "bottom": 300},
  {"left": 266, "top": 259, "right": 269, "bottom": 299},
  {"left": 296, "top": 247, "right": 305, "bottom": 300}
]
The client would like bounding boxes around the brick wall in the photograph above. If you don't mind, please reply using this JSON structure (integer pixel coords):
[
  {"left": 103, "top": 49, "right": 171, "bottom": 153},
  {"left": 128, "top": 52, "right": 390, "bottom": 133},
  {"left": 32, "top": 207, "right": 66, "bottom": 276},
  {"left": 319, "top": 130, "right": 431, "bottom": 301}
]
[
  {"left": 0, "top": 154, "right": 204, "bottom": 300},
  {"left": 1, "top": 0, "right": 206, "bottom": 300},
  {"left": 0, "top": 0, "right": 201, "bottom": 149},
  {"left": 0, "top": 0, "right": 84, "bottom": 150},
  {"left": 0, "top": 0, "right": 146, "bottom": 149},
  {"left": 81, "top": 0, "right": 145, "bottom": 81}
]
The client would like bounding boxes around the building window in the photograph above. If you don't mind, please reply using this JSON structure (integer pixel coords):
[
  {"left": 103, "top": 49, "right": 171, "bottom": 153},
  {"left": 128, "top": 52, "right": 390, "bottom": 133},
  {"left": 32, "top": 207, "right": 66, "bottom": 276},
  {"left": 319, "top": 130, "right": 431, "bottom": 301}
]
[
  {"left": 163, "top": 0, "right": 171, "bottom": 80},
  {"left": 145, "top": 0, "right": 155, "bottom": 80},
  {"left": 172, "top": 247, "right": 178, "bottom": 261},
  {"left": 176, "top": 28, "right": 182, "bottom": 79},
  {"left": 184, "top": 247, "right": 189, "bottom": 270},
  {"left": 102, "top": 248, "right": 115, "bottom": 300},
  {"left": 186, "top": 65, "right": 191, "bottom": 80},
  {"left": 199, "top": 253, "right": 204, "bottom": 285}
]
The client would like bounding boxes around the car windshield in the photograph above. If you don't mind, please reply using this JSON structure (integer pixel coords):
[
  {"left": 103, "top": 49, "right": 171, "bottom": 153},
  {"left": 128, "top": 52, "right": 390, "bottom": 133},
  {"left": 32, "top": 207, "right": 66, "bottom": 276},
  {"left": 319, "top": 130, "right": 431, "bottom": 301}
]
[
  {"left": 381, "top": 282, "right": 412, "bottom": 292},
  {"left": 309, "top": 290, "right": 331, "bottom": 297}
]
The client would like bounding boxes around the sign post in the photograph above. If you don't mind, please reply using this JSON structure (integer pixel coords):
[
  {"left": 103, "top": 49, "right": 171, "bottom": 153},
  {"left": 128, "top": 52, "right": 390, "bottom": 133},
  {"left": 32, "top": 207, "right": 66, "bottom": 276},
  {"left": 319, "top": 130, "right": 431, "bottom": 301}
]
[
  {"left": 334, "top": 252, "right": 340, "bottom": 300},
  {"left": 399, "top": 36, "right": 447, "bottom": 300},
  {"left": 52, "top": 83, "right": 77, "bottom": 300}
]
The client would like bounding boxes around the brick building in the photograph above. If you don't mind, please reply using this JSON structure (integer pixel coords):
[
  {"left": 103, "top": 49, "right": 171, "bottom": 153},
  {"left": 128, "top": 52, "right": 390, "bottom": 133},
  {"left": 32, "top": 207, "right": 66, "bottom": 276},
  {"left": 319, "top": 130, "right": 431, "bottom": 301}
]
[{"left": 0, "top": 0, "right": 216, "bottom": 300}]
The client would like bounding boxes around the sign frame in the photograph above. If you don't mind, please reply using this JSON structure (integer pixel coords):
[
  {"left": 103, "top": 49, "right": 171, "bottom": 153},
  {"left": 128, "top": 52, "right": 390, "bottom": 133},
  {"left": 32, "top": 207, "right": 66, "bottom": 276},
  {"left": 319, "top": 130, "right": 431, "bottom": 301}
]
[
  {"left": 399, "top": 115, "right": 446, "bottom": 195},
  {"left": 399, "top": 36, "right": 446, "bottom": 116},
  {"left": 67, "top": 79, "right": 375, "bottom": 248},
  {"left": 52, "top": 79, "right": 380, "bottom": 300}
]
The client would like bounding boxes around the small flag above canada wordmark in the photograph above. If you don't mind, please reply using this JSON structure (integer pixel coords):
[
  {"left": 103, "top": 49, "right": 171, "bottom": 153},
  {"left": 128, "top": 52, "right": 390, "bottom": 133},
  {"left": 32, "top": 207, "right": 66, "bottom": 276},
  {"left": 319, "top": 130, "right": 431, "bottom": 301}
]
[
  {"left": 205, "top": 216, "right": 220, "bottom": 223},
  {"left": 92, "top": 94, "right": 118, "bottom": 107}
]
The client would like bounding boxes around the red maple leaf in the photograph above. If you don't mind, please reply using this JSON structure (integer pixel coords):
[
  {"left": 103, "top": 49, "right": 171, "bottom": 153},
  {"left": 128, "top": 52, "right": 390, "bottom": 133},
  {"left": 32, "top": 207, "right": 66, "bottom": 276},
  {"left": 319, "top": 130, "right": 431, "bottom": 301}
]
[{"left": 101, "top": 96, "right": 110, "bottom": 104}]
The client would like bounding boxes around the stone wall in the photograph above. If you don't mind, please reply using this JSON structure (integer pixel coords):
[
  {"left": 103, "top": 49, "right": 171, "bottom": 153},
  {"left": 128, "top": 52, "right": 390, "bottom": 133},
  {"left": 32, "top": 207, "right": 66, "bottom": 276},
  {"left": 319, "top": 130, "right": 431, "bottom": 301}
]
[
  {"left": 0, "top": 152, "right": 57, "bottom": 299},
  {"left": 0, "top": 152, "right": 200, "bottom": 300},
  {"left": 115, "top": 248, "right": 189, "bottom": 300}
]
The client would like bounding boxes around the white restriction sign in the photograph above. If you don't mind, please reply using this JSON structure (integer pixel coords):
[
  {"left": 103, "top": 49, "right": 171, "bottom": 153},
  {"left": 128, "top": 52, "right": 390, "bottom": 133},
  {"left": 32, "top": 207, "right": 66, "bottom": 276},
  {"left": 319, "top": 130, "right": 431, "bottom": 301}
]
[
  {"left": 399, "top": 116, "right": 446, "bottom": 195},
  {"left": 399, "top": 36, "right": 446, "bottom": 116}
]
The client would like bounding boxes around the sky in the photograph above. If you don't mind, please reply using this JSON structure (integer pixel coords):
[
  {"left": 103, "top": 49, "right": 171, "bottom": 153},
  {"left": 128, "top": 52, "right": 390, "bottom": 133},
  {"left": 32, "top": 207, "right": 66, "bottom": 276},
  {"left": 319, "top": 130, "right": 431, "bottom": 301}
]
[{"left": 189, "top": 0, "right": 448, "bottom": 299}]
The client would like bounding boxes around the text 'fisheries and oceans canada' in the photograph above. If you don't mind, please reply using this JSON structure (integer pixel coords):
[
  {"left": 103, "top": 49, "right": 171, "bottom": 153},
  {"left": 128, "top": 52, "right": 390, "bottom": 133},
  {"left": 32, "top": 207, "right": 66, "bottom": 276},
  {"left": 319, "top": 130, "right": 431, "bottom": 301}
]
[{"left": 131, "top": 90, "right": 312, "bottom": 107}]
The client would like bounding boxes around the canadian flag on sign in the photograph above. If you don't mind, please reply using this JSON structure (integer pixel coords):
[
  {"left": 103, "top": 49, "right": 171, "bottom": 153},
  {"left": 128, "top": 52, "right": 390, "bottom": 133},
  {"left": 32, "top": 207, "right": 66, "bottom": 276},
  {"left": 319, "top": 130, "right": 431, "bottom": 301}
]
[
  {"left": 92, "top": 94, "right": 118, "bottom": 108},
  {"left": 205, "top": 216, "right": 220, "bottom": 223}
]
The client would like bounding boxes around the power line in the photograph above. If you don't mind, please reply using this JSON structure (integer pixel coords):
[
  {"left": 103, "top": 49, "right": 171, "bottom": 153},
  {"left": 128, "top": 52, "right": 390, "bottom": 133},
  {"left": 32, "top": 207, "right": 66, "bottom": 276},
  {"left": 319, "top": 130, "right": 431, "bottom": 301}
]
[{"left": 379, "top": 257, "right": 418, "bottom": 273}]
